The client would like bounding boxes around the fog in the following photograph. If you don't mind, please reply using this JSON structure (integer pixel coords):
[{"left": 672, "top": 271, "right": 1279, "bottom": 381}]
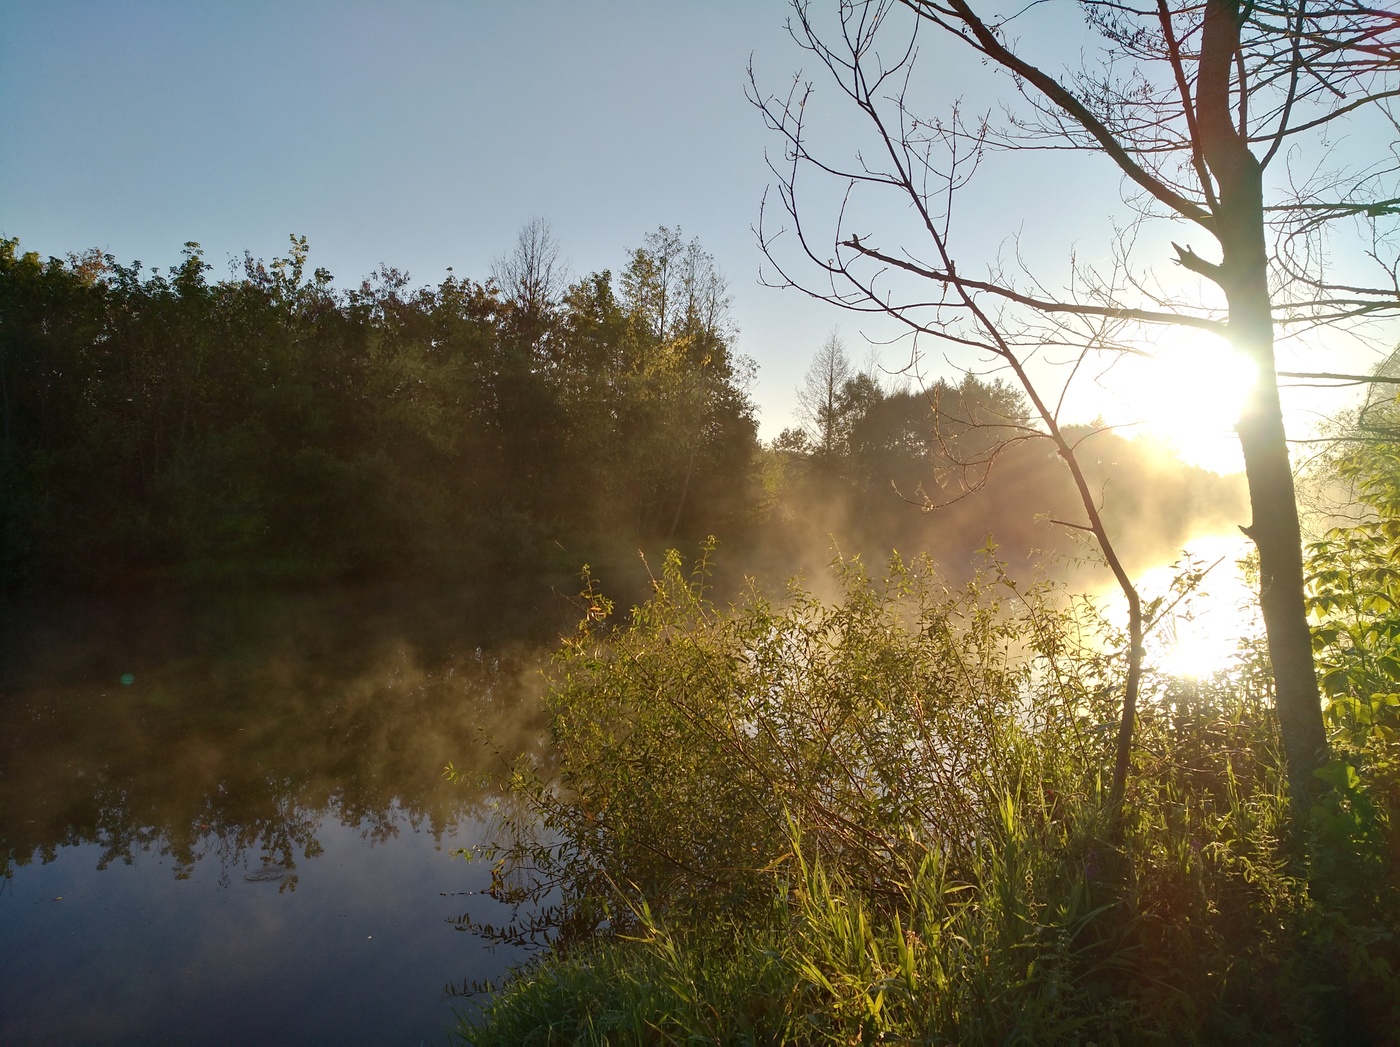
[
  {"left": 735, "top": 431, "right": 1250, "bottom": 606},
  {"left": 0, "top": 584, "right": 568, "bottom": 882}
]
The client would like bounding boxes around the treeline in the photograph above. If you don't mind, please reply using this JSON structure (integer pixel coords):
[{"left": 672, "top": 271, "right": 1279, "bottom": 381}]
[
  {"left": 1, "top": 230, "right": 1245, "bottom": 592},
  {"left": 0, "top": 228, "right": 758, "bottom": 586},
  {"left": 756, "top": 333, "right": 1247, "bottom": 581}
]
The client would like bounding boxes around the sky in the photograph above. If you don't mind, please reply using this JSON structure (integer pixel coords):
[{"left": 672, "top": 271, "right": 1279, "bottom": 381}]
[
  {"left": 2, "top": 1, "right": 836, "bottom": 433},
  {"left": 2, "top": 1, "right": 1391, "bottom": 466}
]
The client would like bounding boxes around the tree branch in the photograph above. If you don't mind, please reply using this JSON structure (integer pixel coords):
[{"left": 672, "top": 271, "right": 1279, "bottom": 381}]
[
  {"left": 903, "top": 0, "right": 1217, "bottom": 229},
  {"left": 843, "top": 237, "right": 1230, "bottom": 334}
]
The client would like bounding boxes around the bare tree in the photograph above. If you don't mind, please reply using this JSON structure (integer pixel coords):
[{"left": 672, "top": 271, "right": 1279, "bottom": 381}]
[
  {"left": 752, "top": 1, "right": 1400, "bottom": 811},
  {"left": 493, "top": 216, "right": 565, "bottom": 312},
  {"left": 797, "top": 329, "right": 856, "bottom": 458},
  {"left": 493, "top": 217, "right": 567, "bottom": 354}
]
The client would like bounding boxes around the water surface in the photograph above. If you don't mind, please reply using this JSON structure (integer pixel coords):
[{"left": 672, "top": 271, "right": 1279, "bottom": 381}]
[{"left": 0, "top": 585, "right": 558, "bottom": 1045}]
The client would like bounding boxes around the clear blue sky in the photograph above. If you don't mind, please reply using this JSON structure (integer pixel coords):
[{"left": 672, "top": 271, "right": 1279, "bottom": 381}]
[{"left": 1, "top": 1, "right": 1382, "bottom": 451}]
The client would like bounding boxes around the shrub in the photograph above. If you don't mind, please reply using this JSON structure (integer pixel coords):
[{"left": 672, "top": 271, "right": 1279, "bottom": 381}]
[{"left": 460, "top": 544, "right": 1400, "bottom": 1044}]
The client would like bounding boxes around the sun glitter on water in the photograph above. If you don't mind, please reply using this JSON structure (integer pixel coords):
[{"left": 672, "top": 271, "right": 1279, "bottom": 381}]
[{"left": 1143, "top": 533, "right": 1258, "bottom": 680}]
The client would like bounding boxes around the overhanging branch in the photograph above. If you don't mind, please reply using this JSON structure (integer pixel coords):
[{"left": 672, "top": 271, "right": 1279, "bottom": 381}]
[
  {"left": 1277, "top": 371, "right": 1400, "bottom": 386},
  {"left": 843, "top": 237, "right": 1229, "bottom": 334}
]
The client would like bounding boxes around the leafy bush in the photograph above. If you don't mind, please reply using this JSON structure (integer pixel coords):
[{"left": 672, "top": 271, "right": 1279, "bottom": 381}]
[
  {"left": 471, "top": 544, "right": 1118, "bottom": 936},
  {"left": 460, "top": 544, "right": 1400, "bottom": 1044},
  {"left": 1302, "top": 510, "right": 1400, "bottom": 1040}
]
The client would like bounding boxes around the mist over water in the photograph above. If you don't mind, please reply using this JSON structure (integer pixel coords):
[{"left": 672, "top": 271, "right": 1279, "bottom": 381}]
[
  {"left": 0, "top": 584, "right": 563, "bottom": 1045},
  {"left": 746, "top": 430, "right": 1250, "bottom": 600},
  {"left": 0, "top": 426, "right": 1256, "bottom": 1043}
]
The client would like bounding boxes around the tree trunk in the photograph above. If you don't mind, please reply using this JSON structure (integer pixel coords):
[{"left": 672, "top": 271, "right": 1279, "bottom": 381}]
[
  {"left": 1232, "top": 257, "right": 1330, "bottom": 807},
  {"left": 1197, "top": 0, "right": 1329, "bottom": 807}
]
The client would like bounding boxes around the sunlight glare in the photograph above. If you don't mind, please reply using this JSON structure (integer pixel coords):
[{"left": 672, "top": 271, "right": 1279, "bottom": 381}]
[
  {"left": 1105, "top": 334, "right": 1257, "bottom": 474},
  {"left": 1144, "top": 533, "right": 1257, "bottom": 680},
  {"left": 1096, "top": 533, "right": 1258, "bottom": 680}
]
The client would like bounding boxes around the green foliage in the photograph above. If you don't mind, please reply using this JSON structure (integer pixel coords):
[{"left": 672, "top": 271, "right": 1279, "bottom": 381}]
[
  {"left": 472, "top": 544, "right": 1118, "bottom": 939},
  {"left": 1300, "top": 444, "right": 1400, "bottom": 1039},
  {"left": 0, "top": 231, "right": 759, "bottom": 589},
  {"left": 1305, "top": 434, "right": 1400, "bottom": 862},
  {"left": 461, "top": 543, "right": 1400, "bottom": 1044}
]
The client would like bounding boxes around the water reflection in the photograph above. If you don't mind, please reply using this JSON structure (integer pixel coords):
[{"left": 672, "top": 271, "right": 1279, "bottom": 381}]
[
  {"left": 0, "top": 584, "right": 557, "bottom": 1045},
  {"left": 1090, "top": 532, "right": 1261, "bottom": 680}
]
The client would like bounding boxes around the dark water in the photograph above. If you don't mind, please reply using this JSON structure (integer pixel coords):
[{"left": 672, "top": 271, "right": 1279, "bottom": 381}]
[{"left": 0, "top": 585, "right": 561, "bottom": 1045}]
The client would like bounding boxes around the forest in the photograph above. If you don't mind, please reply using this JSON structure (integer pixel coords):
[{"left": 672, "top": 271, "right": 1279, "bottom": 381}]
[
  {"left": 0, "top": 229, "right": 1241, "bottom": 599},
  {"left": 0, "top": 227, "right": 756, "bottom": 588}
]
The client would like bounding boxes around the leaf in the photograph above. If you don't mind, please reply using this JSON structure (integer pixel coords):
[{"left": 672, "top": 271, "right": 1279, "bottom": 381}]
[
  {"left": 1313, "top": 760, "right": 1361, "bottom": 793},
  {"left": 1321, "top": 668, "right": 1353, "bottom": 697}
]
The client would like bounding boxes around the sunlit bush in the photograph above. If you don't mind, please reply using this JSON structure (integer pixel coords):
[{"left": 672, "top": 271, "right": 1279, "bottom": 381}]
[
  {"left": 461, "top": 543, "right": 1400, "bottom": 1044},
  {"left": 472, "top": 543, "right": 1123, "bottom": 937}
]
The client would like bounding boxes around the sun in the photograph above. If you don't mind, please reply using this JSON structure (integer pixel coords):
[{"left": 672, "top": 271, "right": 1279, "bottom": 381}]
[{"left": 1100, "top": 332, "right": 1258, "bottom": 474}]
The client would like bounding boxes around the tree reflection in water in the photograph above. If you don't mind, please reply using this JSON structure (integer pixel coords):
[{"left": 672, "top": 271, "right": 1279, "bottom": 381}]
[{"left": 0, "top": 583, "right": 557, "bottom": 1043}]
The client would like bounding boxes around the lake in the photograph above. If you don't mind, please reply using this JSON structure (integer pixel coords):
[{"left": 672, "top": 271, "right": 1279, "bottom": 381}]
[{"left": 0, "top": 584, "right": 563, "bottom": 1045}]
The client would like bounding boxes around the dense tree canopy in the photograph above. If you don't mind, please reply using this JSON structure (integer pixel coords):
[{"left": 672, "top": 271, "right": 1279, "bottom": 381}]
[
  {"left": 0, "top": 231, "right": 759, "bottom": 587},
  {"left": 1, "top": 226, "right": 1256, "bottom": 595}
]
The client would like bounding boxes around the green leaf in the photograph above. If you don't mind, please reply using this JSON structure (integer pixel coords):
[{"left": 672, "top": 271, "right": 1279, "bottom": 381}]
[{"left": 1321, "top": 668, "right": 1353, "bottom": 697}]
